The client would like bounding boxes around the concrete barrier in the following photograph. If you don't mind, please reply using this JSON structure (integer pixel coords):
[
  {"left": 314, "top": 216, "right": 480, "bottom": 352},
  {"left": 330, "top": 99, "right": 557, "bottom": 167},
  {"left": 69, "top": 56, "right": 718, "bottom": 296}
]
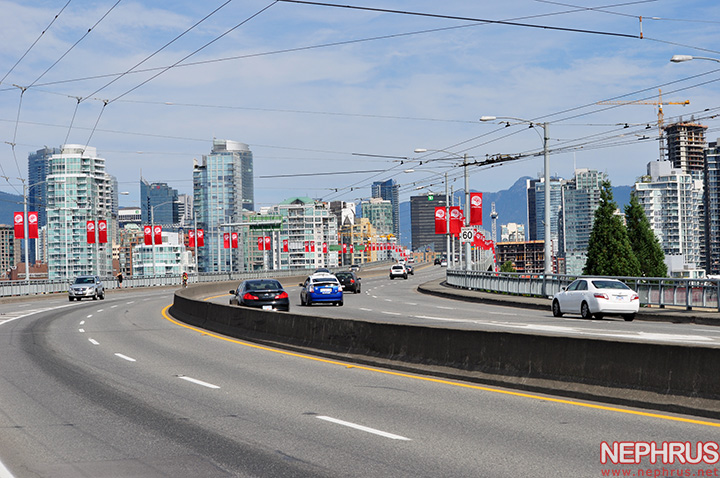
[{"left": 170, "top": 282, "right": 720, "bottom": 417}]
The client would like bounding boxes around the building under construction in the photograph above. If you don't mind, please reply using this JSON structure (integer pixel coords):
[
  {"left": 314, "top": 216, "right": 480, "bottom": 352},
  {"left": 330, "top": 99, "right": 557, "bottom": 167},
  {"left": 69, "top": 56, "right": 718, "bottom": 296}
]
[
  {"left": 663, "top": 121, "right": 707, "bottom": 179},
  {"left": 496, "top": 240, "right": 545, "bottom": 274}
]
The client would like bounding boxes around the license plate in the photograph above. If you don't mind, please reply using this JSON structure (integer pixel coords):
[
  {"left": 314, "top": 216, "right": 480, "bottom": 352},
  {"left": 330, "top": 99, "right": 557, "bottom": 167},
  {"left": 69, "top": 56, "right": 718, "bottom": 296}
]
[
  {"left": 321, "top": 288, "right": 332, "bottom": 294},
  {"left": 262, "top": 305, "right": 272, "bottom": 310}
]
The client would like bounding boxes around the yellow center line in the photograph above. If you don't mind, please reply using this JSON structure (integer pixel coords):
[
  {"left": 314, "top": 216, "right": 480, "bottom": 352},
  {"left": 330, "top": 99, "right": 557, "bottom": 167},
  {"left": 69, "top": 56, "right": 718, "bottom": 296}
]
[{"left": 161, "top": 304, "right": 720, "bottom": 429}]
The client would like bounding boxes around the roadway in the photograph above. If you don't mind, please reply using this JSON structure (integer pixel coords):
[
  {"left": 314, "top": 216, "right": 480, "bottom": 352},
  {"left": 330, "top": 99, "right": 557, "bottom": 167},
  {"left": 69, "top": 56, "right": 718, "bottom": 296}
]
[{"left": 0, "top": 275, "right": 718, "bottom": 477}]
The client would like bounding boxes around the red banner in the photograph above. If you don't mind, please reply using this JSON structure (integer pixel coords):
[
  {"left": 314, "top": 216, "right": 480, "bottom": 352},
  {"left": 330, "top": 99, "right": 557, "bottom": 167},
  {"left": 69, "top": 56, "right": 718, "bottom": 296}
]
[
  {"left": 197, "top": 229, "right": 204, "bottom": 247},
  {"left": 188, "top": 229, "right": 195, "bottom": 247},
  {"left": 310, "top": 241, "right": 315, "bottom": 252},
  {"left": 322, "top": 242, "right": 328, "bottom": 254},
  {"left": 13, "top": 212, "right": 24, "bottom": 239},
  {"left": 264, "top": 236, "right": 271, "bottom": 251},
  {"left": 342, "top": 243, "right": 347, "bottom": 253},
  {"left": 223, "top": 232, "right": 230, "bottom": 249},
  {"left": 98, "top": 220, "right": 107, "bottom": 243},
  {"left": 449, "top": 206, "right": 463, "bottom": 236},
  {"left": 153, "top": 225, "right": 162, "bottom": 245},
  {"left": 434, "top": 207, "right": 446, "bottom": 235},
  {"left": 470, "top": 193, "right": 483, "bottom": 225},
  {"left": 349, "top": 244, "right": 354, "bottom": 254},
  {"left": 87, "top": 221, "right": 96, "bottom": 244},
  {"left": 304, "top": 241, "right": 309, "bottom": 252},
  {"left": 282, "top": 238, "right": 289, "bottom": 252},
  {"left": 28, "top": 211, "right": 39, "bottom": 239},
  {"left": 143, "top": 225, "right": 152, "bottom": 245},
  {"left": 231, "top": 232, "right": 238, "bottom": 249},
  {"left": 257, "top": 237, "right": 264, "bottom": 251}
]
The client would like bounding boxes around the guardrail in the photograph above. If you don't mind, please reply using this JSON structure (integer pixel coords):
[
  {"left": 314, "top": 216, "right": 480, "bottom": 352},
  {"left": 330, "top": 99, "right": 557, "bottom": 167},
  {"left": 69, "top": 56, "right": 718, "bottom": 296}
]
[
  {"left": 0, "top": 261, "right": 392, "bottom": 298},
  {"left": 445, "top": 269, "right": 720, "bottom": 312}
]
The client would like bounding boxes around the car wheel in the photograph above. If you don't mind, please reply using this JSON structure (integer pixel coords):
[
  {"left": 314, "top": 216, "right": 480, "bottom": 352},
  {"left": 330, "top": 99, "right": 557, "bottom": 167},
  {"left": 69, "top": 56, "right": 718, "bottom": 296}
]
[
  {"left": 92, "top": 294, "right": 98, "bottom": 300},
  {"left": 403, "top": 274, "right": 407, "bottom": 279},
  {"left": 68, "top": 297, "right": 73, "bottom": 302},
  {"left": 580, "top": 301, "right": 593, "bottom": 319},
  {"left": 100, "top": 292, "right": 105, "bottom": 300},
  {"left": 337, "top": 301, "right": 343, "bottom": 306},
  {"left": 623, "top": 314, "right": 635, "bottom": 322},
  {"left": 306, "top": 297, "right": 312, "bottom": 306},
  {"left": 551, "top": 299, "right": 563, "bottom": 317},
  {"left": 390, "top": 276, "right": 393, "bottom": 280}
]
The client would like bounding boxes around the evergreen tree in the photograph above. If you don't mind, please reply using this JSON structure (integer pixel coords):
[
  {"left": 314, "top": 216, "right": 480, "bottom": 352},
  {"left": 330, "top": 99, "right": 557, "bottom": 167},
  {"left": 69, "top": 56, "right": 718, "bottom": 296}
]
[
  {"left": 624, "top": 192, "right": 667, "bottom": 277},
  {"left": 500, "top": 260, "right": 516, "bottom": 273},
  {"left": 583, "top": 181, "right": 641, "bottom": 277}
]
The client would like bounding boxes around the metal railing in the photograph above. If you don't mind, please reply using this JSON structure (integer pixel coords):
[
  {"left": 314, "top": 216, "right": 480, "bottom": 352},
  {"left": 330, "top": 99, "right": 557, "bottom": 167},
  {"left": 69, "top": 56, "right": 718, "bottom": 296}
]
[
  {"left": 446, "top": 269, "right": 720, "bottom": 312},
  {"left": 0, "top": 261, "right": 392, "bottom": 299}
]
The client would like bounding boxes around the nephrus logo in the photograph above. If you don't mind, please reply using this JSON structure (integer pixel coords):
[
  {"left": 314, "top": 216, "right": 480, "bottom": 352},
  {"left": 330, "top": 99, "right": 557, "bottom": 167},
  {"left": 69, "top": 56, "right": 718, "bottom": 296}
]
[
  {"left": 450, "top": 208, "right": 462, "bottom": 219},
  {"left": 98, "top": 221, "right": 106, "bottom": 232},
  {"left": 87, "top": 222, "right": 95, "bottom": 232},
  {"left": 471, "top": 195, "right": 482, "bottom": 207},
  {"left": 28, "top": 212, "right": 37, "bottom": 224},
  {"left": 435, "top": 209, "right": 445, "bottom": 219},
  {"left": 14, "top": 213, "right": 23, "bottom": 225}
]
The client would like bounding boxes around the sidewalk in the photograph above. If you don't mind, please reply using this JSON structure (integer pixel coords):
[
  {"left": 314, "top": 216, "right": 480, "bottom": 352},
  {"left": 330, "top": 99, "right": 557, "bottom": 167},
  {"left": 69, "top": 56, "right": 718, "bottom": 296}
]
[{"left": 417, "top": 279, "right": 720, "bottom": 326}]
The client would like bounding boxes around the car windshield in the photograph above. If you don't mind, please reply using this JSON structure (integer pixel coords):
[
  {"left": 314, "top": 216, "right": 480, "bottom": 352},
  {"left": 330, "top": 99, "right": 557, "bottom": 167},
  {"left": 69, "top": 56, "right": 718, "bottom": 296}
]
[
  {"left": 313, "top": 279, "right": 338, "bottom": 286},
  {"left": 335, "top": 273, "right": 351, "bottom": 279},
  {"left": 74, "top": 277, "right": 95, "bottom": 284},
  {"left": 592, "top": 280, "right": 630, "bottom": 290},
  {"left": 246, "top": 280, "right": 282, "bottom": 291}
]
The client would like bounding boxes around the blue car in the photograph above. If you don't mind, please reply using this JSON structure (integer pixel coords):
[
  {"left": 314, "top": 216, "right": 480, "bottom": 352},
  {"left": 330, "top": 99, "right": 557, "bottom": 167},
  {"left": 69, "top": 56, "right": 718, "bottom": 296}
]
[{"left": 300, "top": 273, "right": 343, "bottom": 306}]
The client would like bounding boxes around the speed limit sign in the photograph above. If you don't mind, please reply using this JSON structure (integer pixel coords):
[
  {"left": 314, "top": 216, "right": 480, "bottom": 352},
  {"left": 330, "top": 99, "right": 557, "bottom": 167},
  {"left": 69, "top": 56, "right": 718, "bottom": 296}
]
[{"left": 460, "top": 227, "right": 476, "bottom": 243}]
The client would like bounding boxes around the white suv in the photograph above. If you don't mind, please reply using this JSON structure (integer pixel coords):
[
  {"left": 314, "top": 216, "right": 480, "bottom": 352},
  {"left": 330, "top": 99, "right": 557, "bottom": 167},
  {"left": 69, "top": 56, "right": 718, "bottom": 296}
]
[
  {"left": 389, "top": 264, "right": 408, "bottom": 280},
  {"left": 69, "top": 275, "right": 105, "bottom": 301}
]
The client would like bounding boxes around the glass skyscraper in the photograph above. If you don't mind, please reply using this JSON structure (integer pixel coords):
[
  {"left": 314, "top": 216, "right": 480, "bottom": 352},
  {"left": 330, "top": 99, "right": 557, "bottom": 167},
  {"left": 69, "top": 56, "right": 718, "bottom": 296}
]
[
  {"left": 141, "top": 179, "right": 180, "bottom": 226},
  {"left": 372, "top": 179, "right": 399, "bottom": 237},
  {"left": 193, "top": 139, "right": 254, "bottom": 272},
  {"left": 27, "top": 147, "right": 61, "bottom": 263},
  {"left": 46, "top": 145, "right": 114, "bottom": 279}
]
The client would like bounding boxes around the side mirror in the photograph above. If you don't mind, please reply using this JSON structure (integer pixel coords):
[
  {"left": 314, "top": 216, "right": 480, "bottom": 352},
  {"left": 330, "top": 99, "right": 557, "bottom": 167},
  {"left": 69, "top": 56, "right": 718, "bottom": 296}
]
[
  {"left": 299, "top": 283, "right": 304, "bottom": 287},
  {"left": 229, "top": 290, "right": 235, "bottom": 295},
  {"left": 561, "top": 286, "right": 567, "bottom": 292}
]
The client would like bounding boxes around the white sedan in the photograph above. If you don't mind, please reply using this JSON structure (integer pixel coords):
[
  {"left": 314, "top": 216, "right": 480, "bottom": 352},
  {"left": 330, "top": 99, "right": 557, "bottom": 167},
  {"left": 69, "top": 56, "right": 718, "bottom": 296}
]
[{"left": 551, "top": 278, "right": 639, "bottom": 321}]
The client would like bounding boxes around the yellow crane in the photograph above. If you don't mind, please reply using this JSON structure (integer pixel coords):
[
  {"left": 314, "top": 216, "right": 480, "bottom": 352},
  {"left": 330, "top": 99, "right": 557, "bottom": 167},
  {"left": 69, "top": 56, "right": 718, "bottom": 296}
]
[{"left": 598, "top": 88, "right": 689, "bottom": 158}]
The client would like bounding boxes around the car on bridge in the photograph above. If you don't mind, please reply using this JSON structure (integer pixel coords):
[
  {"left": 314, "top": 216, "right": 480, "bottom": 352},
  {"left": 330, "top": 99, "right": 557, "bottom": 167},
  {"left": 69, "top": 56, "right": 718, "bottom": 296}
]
[
  {"left": 551, "top": 278, "right": 639, "bottom": 321},
  {"left": 229, "top": 279, "right": 290, "bottom": 312},
  {"left": 68, "top": 275, "right": 105, "bottom": 301},
  {"left": 300, "top": 272, "right": 343, "bottom": 306},
  {"left": 335, "top": 271, "right": 361, "bottom": 293},
  {"left": 389, "top": 264, "right": 408, "bottom": 280}
]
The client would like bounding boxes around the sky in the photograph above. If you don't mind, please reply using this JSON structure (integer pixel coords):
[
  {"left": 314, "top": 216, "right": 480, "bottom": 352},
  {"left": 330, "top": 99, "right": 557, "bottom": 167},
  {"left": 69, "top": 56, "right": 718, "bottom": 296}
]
[{"left": 1, "top": 0, "right": 720, "bottom": 210}]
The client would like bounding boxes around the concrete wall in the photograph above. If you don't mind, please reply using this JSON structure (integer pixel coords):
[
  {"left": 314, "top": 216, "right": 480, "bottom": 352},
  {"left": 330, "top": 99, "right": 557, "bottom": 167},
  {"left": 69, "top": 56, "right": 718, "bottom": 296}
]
[{"left": 170, "top": 282, "right": 720, "bottom": 417}]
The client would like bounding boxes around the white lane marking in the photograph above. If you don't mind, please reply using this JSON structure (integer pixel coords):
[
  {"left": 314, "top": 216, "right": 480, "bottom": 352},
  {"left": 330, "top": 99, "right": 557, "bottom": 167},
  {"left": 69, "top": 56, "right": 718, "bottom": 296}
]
[
  {"left": 414, "top": 315, "right": 466, "bottom": 323},
  {"left": 179, "top": 376, "right": 220, "bottom": 389},
  {"left": 359, "top": 308, "right": 373, "bottom": 312},
  {"left": 371, "top": 295, "right": 378, "bottom": 299},
  {"left": 96, "top": 309, "right": 104, "bottom": 312},
  {"left": 0, "top": 457, "right": 15, "bottom": 478},
  {"left": 87, "top": 315, "right": 93, "bottom": 318},
  {"left": 110, "top": 305, "right": 118, "bottom": 308},
  {"left": 316, "top": 416, "right": 410, "bottom": 441},
  {"left": 435, "top": 306, "right": 455, "bottom": 310},
  {"left": 404, "top": 302, "right": 418, "bottom": 306},
  {"left": 115, "top": 353, "right": 137, "bottom": 362},
  {"left": 381, "top": 311, "right": 401, "bottom": 316},
  {"left": 79, "top": 329, "right": 85, "bottom": 333},
  {"left": 0, "top": 304, "right": 76, "bottom": 326},
  {"left": 126, "top": 301, "right": 134, "bottom": 304},
  {"left": 88, "top": 339, "right": 99, "bottom": 345},
  {"left": 384, "top": 299, "right": 393, "bottom": 302},
  {"left": 79, "top": 320, "right": 85, "bottom": 325}
]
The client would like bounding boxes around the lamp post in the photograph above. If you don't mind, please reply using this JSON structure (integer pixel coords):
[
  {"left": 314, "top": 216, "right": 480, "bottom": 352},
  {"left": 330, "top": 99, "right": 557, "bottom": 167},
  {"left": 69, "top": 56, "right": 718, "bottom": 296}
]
[
  {"left": 413, "top": 149, "right": 472, "bottom": 271},
  {"left": 480, "top": 116, "right": 552, "bottom": 276},
  {"left": 404, "top": 165, "right": 450, "bottom": 266},
  {"left": 670, "top": 55, "right": 720, "bottom": 64}
]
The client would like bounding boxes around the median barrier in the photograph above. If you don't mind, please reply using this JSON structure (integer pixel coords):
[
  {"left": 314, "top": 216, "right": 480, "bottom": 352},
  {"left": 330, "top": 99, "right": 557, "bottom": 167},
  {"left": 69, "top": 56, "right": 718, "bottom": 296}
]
[{"left": 170, "top": 283, "right": 720, "bottom": 417}]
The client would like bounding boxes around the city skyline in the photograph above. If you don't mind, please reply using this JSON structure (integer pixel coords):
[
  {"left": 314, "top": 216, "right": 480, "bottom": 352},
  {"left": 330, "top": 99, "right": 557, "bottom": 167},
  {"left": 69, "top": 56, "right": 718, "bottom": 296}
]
[{"left": 1, "top": 1, "right": 719, "bottom": 211}]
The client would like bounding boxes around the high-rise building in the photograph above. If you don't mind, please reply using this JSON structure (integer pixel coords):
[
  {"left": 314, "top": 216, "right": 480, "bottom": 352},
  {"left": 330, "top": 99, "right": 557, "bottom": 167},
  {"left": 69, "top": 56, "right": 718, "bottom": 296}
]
[
  {"left": 704, "top": 139, "right": 720, "bottom": 275},
  {"left": 410, "top": 194, "right": 447, "bottom": 253},
  {"left": 500, "top": 223, "right": 525, "bottom": 243},
  {"left": 664, "top": 121, "right": 707, "bottom": 180},
  {"left": 559, "top": 169, "right": 606, "bottom": 275},
  {"left": 634, "top": 161, "right": 703, "bottom": 278},
  {"left": 45, "top": 145, "right": 114, "bottom": 279},
  {"left": 372, "top": 179, "right": 399, "bottom": 237},
  {"left": 0, "top": 224, "right": 21, "bottom": 279},
  {"left": 526, "top": 178, "right": 540, "bottom": 241},
  {"left": 193, "top": 139, "right": 254, "bottom": 272},
  {"left": 141, "top": 179, "right": 179, "bottom": 226},
  {"left": 361, "top": 198, "right": 394, "bottom": 236},
  {"left": 27, "top": 147, "right": 61, "bottom": 263},
  {"left": 529, "top": 177, "right": 563, "bottom": 265}
]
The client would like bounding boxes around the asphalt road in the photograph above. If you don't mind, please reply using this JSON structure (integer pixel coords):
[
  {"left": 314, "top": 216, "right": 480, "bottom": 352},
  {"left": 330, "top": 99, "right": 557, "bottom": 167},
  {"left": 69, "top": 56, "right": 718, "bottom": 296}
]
[{"left": 0, "top": 280, "right": 718, "bottom": 477}]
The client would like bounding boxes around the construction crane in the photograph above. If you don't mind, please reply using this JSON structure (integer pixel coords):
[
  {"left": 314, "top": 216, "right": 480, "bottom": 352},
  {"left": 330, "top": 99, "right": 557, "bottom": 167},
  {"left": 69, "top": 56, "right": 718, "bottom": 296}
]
[
  {"left": 597, "top": 89, "right": 689, "bottom": 159},
  {"left": 490, "top": 202, "right": 498, "bottom": 244}
]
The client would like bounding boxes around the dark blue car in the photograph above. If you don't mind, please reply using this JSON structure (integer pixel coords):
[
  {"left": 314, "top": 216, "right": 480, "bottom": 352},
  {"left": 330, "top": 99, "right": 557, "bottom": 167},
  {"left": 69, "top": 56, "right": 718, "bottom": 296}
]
[{"left": 299, "top": 273, "right": 343, "bottom": 306}]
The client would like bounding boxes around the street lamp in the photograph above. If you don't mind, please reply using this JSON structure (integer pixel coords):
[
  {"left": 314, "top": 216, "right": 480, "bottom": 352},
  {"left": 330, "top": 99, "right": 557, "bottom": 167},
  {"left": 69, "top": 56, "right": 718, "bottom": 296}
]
[
  {"left": 480, "top": 116, "right": 552, "bottom": 276},
  {"left": 404, "top": 164, "right": 451, "bottom": 267},
  {"left": 414, "top": 148, "right": 473, "bottom": 271},
  {"left": 670, "top": 55, "right": 720, "bottom": 64}
]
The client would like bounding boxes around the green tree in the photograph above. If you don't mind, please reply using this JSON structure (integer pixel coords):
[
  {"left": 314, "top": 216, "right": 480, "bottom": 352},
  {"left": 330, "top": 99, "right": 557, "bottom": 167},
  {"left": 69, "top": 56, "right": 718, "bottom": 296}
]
[
  {"left": 500, "top": 260, "right": 516, "bottom": 273},
  {"left": 624, "top": 192, "right": 667, "bottom": 277},
  {"left": 583, "top": 181, "right": 641, "bottom": 277}
]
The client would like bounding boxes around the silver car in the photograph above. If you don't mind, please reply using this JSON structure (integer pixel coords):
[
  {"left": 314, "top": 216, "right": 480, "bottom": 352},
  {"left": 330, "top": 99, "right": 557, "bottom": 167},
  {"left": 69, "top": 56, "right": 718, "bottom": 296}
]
[{"left": 69, "top": 275, "right": 105, "bottom": 301}]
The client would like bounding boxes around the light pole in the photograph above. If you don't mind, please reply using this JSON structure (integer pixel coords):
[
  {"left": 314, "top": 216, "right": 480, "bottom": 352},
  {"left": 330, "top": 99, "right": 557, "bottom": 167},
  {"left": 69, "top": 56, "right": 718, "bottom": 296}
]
[
  {"left": 670, "top": 55, "right": 720, "bottom": 64},
  {"left": 413, "top": 149, "right": 473, "bottom": 271},
  {"left": 404, "top": 165, "right": 450, "bottom": 266},
  {"left": 480, "top": 116, "right": 552, "bottom": 276}
]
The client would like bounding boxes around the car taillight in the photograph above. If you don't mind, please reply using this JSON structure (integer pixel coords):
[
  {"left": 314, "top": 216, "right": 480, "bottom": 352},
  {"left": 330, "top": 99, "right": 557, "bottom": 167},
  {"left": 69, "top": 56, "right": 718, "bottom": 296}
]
[
  {"left": 275, "top": 291, "right": 289, "bottom": 299},
  {"left": 594, "top": 293, "right": 609, "bottom": 300},
  {"left": 631, "top": 294, "right": 639, "bottom": 301},
  {"left": 308, "top": 286, "right": 314, "bottom": 293},
  {"left": 350, "top": 279, "right": 354, "bottom": 284},
  {"left": 243, "top": 292, "right": 259, "bottom": 300}
]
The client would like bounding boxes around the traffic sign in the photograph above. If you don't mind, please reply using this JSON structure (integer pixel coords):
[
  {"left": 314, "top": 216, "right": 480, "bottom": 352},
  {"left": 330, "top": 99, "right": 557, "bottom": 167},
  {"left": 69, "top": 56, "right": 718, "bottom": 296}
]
[{"left": 460, "top": 227, "right": 476, "bottom": 243}]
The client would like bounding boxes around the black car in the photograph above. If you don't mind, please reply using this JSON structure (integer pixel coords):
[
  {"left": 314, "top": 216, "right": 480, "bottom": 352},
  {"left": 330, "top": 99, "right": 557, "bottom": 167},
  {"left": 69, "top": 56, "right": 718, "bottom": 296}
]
[
  {"left": 434, "top": 258, "right": 441, "bottom": 265},
  {"left": 229, "top": 279, "right": 290, "bottom": 311},
  {"left": 405, "top": 264, "right": 414, "bottom": 275},
  {"left": 335, "top": 271, "right": 361, "bottom": 293}
]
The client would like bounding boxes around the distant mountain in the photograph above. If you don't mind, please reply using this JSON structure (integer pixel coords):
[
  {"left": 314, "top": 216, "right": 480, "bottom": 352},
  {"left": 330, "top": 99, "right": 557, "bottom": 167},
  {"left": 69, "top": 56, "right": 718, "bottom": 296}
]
[
  {"left": 0, "top": 191, "right": 23, "bottom": 226},
  {"left": 398, "top": 178, "right": 634, "bottom": 247}
]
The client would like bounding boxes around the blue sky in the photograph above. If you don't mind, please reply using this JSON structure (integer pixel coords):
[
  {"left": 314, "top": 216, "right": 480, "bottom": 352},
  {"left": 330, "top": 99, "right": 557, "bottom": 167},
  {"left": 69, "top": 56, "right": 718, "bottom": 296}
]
[{"left": 1, "top": 0, "right": 719, "bottom": 209}]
